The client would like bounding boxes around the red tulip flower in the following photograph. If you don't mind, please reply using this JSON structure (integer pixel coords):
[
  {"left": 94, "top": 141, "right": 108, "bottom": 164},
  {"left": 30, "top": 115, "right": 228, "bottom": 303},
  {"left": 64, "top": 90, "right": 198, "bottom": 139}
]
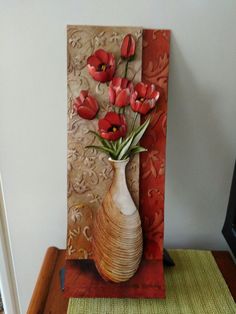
[
  {"left": 73, "top": 90, "right": 99, "bottom": 120},
  {"left": 87, "top": 49, "right": 116, "bottom": 83},
  {"left": 121, "top": 34, "right": 136, "bottom": 60},
  {"left": 98, "top": 112, "right": 127, "bottom": 141},
  {"left": 109, "top": 77, "right": 134, "bottom": 107},
  {"left": 130, "top": 82, "right": 160, "bottom": 115}
]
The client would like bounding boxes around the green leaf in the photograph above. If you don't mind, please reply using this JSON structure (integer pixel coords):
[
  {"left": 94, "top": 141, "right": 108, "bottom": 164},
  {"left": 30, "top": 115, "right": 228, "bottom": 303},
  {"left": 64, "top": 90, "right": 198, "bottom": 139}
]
[
  {"left": 115, "top": 132, "right": 134, "bottom": 157},
  {"left": 123, "top": 145, "right": 147, "bottom": 159},
  {"left": 117, "top": 135, "right": 135, "bottom": 160},
  {"left": 88, "top": 131, "right": 112, "bottom": 149},
  {"left": 130, "top": 145, "right": 147, "bottom": 154},
  {"left": 111, "top": 141, "right": 117, "bottom": 151},
  {"left": 118, "top": 137, "right": 123, "bottom": 146},
  {"left": 131, "top": 118, "right": 150, "bottom": 147},
  {"left": 85, "top": 145, "right": 116, "bottom": 159}
]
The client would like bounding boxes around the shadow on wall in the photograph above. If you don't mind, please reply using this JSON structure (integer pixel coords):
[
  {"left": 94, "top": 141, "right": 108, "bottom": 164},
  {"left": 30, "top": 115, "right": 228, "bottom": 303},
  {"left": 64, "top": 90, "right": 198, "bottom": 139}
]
[
  {"left": 0, "top": 291, "right": 3, "bottom": 312},
  {"left": 165, "top": 34, "right": 235, "bottom": 250}
]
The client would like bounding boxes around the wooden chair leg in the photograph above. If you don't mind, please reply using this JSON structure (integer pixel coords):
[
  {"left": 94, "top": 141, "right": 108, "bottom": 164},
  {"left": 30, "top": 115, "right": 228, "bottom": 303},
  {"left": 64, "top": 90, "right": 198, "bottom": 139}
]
[{"left": 27, "top": 247, "right": 59, "bottom": 314}]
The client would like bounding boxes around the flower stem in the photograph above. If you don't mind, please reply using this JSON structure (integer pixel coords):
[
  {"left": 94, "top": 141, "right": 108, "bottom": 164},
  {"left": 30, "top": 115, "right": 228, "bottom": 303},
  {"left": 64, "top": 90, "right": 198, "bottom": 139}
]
[
  {"left": 131, "top": 112, "right": 139, "bottom": 132},
  {"left": 124, "top": 60, "right": 129, "bottom": 78}
]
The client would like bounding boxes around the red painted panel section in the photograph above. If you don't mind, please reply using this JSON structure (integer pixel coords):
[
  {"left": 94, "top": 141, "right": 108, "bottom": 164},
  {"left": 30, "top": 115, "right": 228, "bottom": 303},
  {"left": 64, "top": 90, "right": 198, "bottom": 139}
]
[
  {"left": 64, "top": 259, "right": 165, "bottom": 298},
  {"left": 141, "top": 30, "right": 170, "bottom": 260}
]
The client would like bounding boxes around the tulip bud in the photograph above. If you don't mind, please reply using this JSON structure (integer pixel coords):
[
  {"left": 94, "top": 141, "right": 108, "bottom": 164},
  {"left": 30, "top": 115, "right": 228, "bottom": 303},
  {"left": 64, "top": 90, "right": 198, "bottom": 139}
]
[
  {"left": 121, "top": 34, "right": 136, "bottom": 60},
  {"left": 109, "top": 77, "right": 133, "bottom": 107},
  {"left": 73, "top": 90, "right": 99, "bottom": 120}
]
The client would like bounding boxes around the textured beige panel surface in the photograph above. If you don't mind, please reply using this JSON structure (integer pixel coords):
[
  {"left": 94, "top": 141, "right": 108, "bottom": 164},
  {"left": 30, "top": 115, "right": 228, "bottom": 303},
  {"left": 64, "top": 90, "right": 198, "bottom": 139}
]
[{"left": 67, "top": 25, "right": 142, "bottom": 259}]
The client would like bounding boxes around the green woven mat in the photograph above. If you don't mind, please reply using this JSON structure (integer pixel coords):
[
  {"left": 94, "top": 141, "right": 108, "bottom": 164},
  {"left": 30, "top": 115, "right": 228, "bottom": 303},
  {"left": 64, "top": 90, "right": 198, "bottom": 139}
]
[{"left": 67, "top": 250, "right": 236, "bottom": 314}]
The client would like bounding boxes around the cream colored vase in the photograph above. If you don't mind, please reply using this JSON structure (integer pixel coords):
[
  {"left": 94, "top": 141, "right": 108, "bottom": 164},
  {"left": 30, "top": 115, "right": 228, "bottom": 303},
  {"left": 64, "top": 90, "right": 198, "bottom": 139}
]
[{"left": 92, "top": 158, "right": 143, "bottom": 283}]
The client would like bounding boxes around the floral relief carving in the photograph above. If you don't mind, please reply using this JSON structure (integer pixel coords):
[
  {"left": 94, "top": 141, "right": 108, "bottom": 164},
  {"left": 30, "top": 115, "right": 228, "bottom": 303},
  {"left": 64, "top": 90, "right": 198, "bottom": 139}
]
[
  {"left": 143, "top": 31, "right": 170, "bottom": 102},
  {"left": 142, "top": 55, "right": 169, "bottom": 101},
  {"left": 67, "top": 203, "right": 93, "bottom": 258},
  {"left": 142, "top": 150, "right": 162, "bottom": 179},
  {"left": 140, "top": 30, "right": 170, "bottom": 260},
  {"left": 67, "top": 25, "right": 142, "bottom": 259},
  {"left": 143, "top": 211, "right": 164, "bottom": 259}
]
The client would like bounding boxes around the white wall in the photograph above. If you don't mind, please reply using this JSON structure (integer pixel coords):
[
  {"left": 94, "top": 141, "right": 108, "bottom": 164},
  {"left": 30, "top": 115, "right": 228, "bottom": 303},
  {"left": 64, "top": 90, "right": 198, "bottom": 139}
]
[{"left": 0, "top": 0, "right": 236, "bottom": 313}]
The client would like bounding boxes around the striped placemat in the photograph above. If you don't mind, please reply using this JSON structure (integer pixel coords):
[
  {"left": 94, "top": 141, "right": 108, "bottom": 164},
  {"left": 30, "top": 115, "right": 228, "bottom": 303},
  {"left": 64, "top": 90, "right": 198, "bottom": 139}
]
[{"left": 67, "top": 250, "right": 236, "bottom": 314}]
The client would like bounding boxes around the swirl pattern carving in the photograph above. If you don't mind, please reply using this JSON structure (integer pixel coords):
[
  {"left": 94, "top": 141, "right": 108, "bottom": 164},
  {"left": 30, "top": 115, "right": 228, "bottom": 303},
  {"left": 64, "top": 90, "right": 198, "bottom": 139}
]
[{"left": 140, "top": 30, "right": 170, "bottom": 260}]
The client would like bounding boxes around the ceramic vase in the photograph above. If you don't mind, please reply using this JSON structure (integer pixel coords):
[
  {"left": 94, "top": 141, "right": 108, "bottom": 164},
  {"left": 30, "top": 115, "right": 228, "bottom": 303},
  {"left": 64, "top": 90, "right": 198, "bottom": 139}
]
[{"left": 92, "top": 158, "right": 143, "bottom": 283}]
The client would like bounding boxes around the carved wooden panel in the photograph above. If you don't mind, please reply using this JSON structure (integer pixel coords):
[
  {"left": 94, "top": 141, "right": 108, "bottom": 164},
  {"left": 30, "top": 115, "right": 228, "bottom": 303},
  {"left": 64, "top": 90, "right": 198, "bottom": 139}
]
[{"left": 64, "top": 27, "right": 170, "bottom": 299}]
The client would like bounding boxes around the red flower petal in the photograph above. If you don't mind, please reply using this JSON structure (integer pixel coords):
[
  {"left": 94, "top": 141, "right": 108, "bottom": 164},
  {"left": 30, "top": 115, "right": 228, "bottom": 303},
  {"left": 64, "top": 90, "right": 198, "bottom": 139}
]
[
  {"left": 98, "top": 118, "right": 111, "bottom": 131},
  {"left": 121, "top": 34, "right": 136, "bottom": 59},
  {"left": 146, "top": 84, "right": 156, "bottom": 98},
  {"left": 120, "top": 78, "right": 129, "bottom": 89},
  {"left": 95, "top": 49, "right": 109, "bottom": 63},
  {"left": 112, "top": 77, "right": 122, "bottom": 88},
  {"left": 113, "top": 131, "right": 123, "bottom": 141},
  {"left": 115, "top": 89, "right": 130, "bottom": 107},
  {"left": 120, "top": 127, "right": 126, "bottom": 137},
  {"left": 77, "top": 105, "right": 96, "bottom": 120},
  {"left": 140, "top": 101, "right": 153, "bottom": 115},
  {"left": 73, "top": 96, "right": 82, "bottom": 109},
  {"left": 145, "top": 99, "right": 155, "bottom": 109},
  {"left": 87, "top": 55, "right": 101, "bottom": 68},
  {"left": 106, "top": 67, "right": 116, "bottom": 81},
  {"left": 79, "top": 90, "right": 89, "bottom": 102},
  {"left": 130, "top": 100, "right": 142, "bottom": 113},
  {"left": 109, "top": 85, "right": 116, "bottom": 104},
  {"left": 130, "top": 90, "right": 138, "bottom": 101},
  {"left": 85, "top": 96, "right": 99, "bottom": 112},
  {"left": 105, "top": 112, "right": 121, "bottom": 125},
  {"left": 150, "top": 90, "right": 160, "bottom": 101},
  {"left": 127, "top": 81, "right": 134, "bottom": 93},
  {"left": 135, "top": 82, "right": 147, "bottom": 98},
  {"left": 107, "top": 52, "right": 115, "bottom": 66},
  {"left": 121, "top": 35, "right": 129, "bottom": 57},
  {"left": 87, "top": 66, "right": 110, "bottom": 82},
  {"left": 100, "top": 131, "right": 121, "bottom": 141},
  {"left": 120, "top": 115, "right": 127, "bottom": 136},
  {"left": 128, "top": 35, "right": 136, "bottom": 56},
  {"left": 143, "top": 107, "right": 151, "bottom": 115}
]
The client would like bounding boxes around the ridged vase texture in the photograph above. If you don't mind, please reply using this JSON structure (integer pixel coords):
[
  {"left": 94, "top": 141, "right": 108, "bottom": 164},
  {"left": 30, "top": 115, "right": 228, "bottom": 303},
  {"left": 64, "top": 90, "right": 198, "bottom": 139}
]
[{"left": 93, "top": 158, "right": 143, "bottom": 283}]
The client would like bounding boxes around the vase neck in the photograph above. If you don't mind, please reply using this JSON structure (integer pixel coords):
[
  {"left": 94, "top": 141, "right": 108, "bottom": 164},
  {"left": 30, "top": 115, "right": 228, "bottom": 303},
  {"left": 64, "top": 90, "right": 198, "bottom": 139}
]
[
  {"left": 110, "top": 158, "right": 129, "bottom": 173},
  {"left": 109, "top": 158, "right": 129, "bottom": 187},
  {"left": 109, "top": 158, "right": 136, "bottom": 215}
]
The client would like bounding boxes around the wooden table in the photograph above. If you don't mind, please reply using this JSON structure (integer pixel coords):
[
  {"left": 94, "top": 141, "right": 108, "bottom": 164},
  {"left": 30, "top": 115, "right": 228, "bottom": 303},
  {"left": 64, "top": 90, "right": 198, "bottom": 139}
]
[{"left": 27, "top": 247, "right": 236, "bottom": 314}]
